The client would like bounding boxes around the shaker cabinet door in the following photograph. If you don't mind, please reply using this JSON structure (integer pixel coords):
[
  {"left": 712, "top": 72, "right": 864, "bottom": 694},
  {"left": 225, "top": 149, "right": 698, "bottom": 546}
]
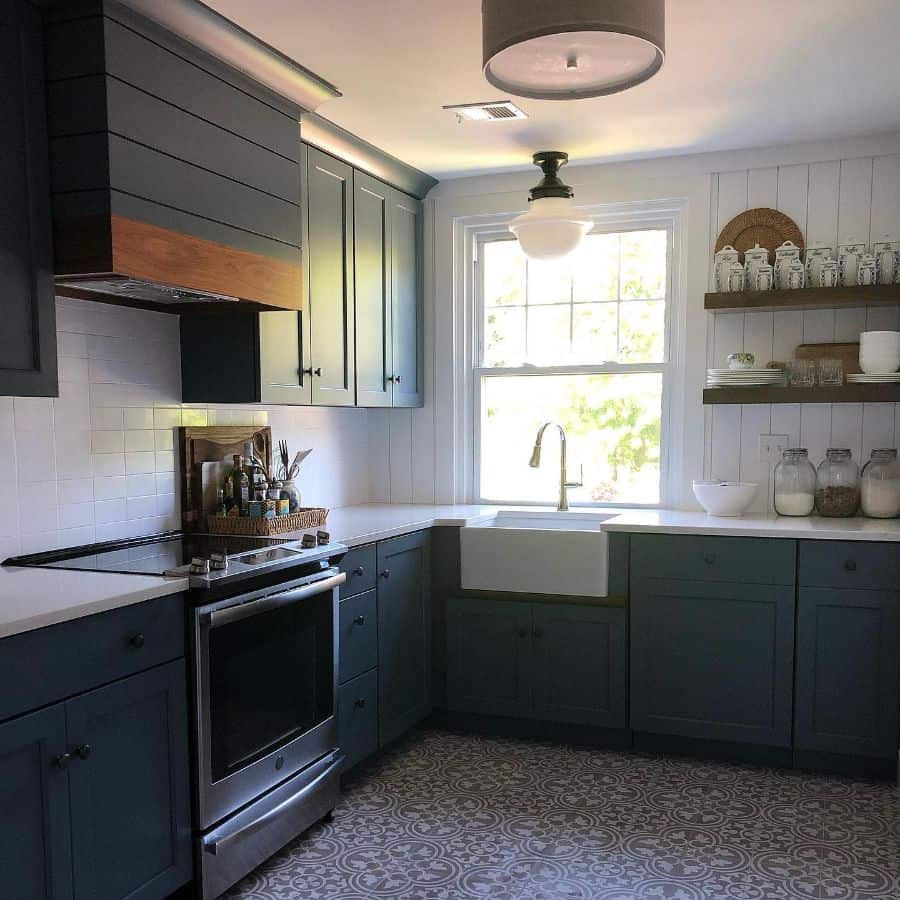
[
  {"left": 377, "top": 531, "right": 432, "bottom": 746},
  {"left": 66, "top": 661, "right": 192, "bottom": 900},
  {"left": 306, "top": 146, "right": 355, "bottom": 406},
  {"left": 354, "top": 171, "right": 392, "bottom": 407},
  {"left": 0, "top": 0, "right": 57, "bottom": 397},
  {"left": 0, "top": 704, "right": 72, "bottom": 900},
  {"left": 389, "top": 189, "right": 423, "bottom": 407}
]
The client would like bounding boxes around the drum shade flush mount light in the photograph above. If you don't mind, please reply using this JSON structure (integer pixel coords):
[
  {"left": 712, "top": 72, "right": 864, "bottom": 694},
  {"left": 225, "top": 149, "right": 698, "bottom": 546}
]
[
  {"left": 509, "top": 152, "right": 592, "bottom": 262},
  {"left": 482, "top": 0, "right": 665, "bottom": 100}
]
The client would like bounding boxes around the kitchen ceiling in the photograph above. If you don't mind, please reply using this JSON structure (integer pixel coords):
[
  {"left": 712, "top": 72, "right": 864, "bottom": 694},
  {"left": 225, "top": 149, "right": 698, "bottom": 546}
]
[{"left": 206, "top": 0, "right": 900, "bottom": 180}]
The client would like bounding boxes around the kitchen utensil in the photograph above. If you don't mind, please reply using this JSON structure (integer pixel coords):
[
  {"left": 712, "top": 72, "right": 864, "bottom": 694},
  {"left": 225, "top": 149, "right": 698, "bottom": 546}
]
[
  {"left": 804, "top": 246, "right": 832, "bottom": 286},
  {"left": 713, "top": 245, "right": 741, "bottom": 291},
  {"left": 773, "top": 240, "right": 802, "bottom": 289},
  {"left": 859, "top": 330, "right": 900, "bottom": 374},
  {"left": 715, "top": 207, "right": 804, "bottom": 264},
  {"left": 692, "top": 480, "right": 759, "bottom": 517},
  {"left": 838, "top": 242, "right": 867, "bottom": 286}
]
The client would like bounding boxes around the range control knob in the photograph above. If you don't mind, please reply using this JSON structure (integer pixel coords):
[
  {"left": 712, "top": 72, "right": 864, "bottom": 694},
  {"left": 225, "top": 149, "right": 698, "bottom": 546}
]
[
  {"left": 209, "top": 552, "right": 228, "bottom": 572},
  {"left": 190, "top": 557, "right": 211, "bottom": 575}
]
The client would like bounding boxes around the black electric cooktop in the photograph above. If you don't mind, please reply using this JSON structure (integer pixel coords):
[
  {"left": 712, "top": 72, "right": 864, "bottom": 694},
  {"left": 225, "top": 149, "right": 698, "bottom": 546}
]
[{"left": 4, "top": 532, "right": 295, "bottom": 577}]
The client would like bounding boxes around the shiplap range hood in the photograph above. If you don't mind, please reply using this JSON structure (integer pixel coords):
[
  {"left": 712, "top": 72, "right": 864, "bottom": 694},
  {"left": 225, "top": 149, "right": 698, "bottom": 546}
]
[{"left": 46, "top": 0, "right": 339, "bottom": 312}]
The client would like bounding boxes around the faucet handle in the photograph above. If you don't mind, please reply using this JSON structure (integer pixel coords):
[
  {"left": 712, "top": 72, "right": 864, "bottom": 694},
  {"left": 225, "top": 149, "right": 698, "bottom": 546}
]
[{"left": 564, "top": 463, "right": 584, "bottom": 489}]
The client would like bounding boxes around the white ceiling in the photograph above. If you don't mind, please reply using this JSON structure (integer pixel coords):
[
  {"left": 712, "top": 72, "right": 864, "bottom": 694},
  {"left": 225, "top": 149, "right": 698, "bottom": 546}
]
[{"left": 206, "top": 0, "right": 900, "bottom": 180}]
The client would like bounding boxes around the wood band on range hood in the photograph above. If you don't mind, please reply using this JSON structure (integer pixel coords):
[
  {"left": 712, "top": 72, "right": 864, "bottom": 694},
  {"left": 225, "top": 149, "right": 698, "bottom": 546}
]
[{"left": 54, "top": 216, "right": 303, "bottom": 312}]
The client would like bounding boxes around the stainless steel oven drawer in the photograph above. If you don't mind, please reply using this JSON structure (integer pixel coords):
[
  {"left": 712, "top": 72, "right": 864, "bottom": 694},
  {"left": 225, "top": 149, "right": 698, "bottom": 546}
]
[{"left": 200, "top": 751, "right": 343, "bottom": 900}]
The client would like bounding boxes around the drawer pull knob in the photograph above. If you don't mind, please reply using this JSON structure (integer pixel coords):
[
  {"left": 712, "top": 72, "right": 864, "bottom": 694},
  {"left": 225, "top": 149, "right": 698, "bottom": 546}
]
[
  {"left": 703, "top": 554, "right": 715, "bottom": 566},
  {"left": 354, "top": 697, "right": 367, "bottom": 708},
  {"left": 352, "top": 566, "right": 365, "bottom": 576},
  {"left": 313, "top": 367, "right": 322, "bottom": 377},
  {"left": 74, "top": 744, "right": 91, "bottom": 761},
  {"left": 380, "top": 569, "right": 390, "bottom": 579},
  {"left": 129, "top": 633, "right": 145, "bottom": 649},
  {"left": 52, "top": 752, "right": 71, "bottom": 769},
  {"left": 844, "top": 559, "right": 857, "bottom": 572},
  {"left": 353, "top": 615, "right": 365, "bottom": 626}
]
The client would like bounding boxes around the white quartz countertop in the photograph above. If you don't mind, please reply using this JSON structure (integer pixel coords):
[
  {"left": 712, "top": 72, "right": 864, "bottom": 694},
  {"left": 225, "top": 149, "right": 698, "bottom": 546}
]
[
  {"left": 600, "top": 508, "right": 900, "bottom": 541},
  {"left": 5, "top": 502, "right": 900, "bottom": 641},
  {"left": 0, "top": 566, "right": 190, "bottom": 639}
]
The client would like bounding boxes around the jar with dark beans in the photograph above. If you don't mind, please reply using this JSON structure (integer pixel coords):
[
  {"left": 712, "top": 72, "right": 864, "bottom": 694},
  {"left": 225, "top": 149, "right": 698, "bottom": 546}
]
[{"left": 814, "top": 449, "right": 860, "bottom": 517}]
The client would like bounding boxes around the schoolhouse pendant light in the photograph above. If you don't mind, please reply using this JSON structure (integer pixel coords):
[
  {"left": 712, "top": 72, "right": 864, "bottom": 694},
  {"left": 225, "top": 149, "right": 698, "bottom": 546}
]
[
  {"left": 509, "top": 152, "right": 592, "bottom": 262},
  {"left": 482, "top": 0, "right": 665, "bottom": 100}
]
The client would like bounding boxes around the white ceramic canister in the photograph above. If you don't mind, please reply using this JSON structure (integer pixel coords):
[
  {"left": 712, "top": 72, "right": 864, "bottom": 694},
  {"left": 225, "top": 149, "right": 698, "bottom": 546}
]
[{"left": 714, "top": 245, "right": 741, "bottom": 291}]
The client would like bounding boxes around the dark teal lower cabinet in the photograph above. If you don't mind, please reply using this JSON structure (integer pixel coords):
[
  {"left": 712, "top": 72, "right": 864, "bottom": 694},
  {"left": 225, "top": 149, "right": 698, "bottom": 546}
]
[
  {"left": 66, "top": 660, "right": 192, "bottom": 900},
  {"left": 630, "top": 578, "right": 795, "bottom": 746},
  {"left": 446, "top": 597, "right": 532, "bottom": 719},
  {"left": 446, "top": 597, "right": 627, "bottom": 728},
  {"left": 339, "top": 669, "right": 379, "bottom": 770},
  {"left": 532, "top": 604, "right": 626, "bottom": 727},
  {"left": 377, "top": 531, "right": 432, "bottom": 747},
  {"left": 795, "top": 588, "right": 900, "bottom": 759},
  {"left": 0, "top": 705, "right": 72, "bottom": 900}
]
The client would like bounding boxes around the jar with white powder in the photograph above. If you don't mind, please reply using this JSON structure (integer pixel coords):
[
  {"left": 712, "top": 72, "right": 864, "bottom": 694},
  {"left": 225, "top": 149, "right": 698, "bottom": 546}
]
[
  {"left": 860, "top": 449, "right": 900, "bottom": 518},
  {"left": 773, "top": 448, "right": 816, "bottom": 516}
]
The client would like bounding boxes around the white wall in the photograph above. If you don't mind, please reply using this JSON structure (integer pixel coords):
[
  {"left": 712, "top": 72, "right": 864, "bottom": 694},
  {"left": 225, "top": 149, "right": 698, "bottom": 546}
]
[
  {"left": 0, "top": 297, "right": 370, "bottom": 559},
  {"left": 706, "top": 154, "right": 900, "bottom": 512},
  {"left": 370, "top": 131, "right": 900, "bottom": 510}
]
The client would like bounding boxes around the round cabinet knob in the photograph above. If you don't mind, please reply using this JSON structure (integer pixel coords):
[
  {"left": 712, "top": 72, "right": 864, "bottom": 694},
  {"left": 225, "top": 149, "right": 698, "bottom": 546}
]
[
  {"left": 395, "top": 375, "right": 402, "bottom": 384},
  {"left": 53, "top": 752, "right": 71, "bottom": 770},
  {"left": 380, "top": 569, "right": 391, "bottom": 579},
  {"left": 844, "top": 559, "right": 857, "bottom": 572},
  {"left": 129, "top": 633, "right": 145, "bottom": 649},
  {"left": 74, "top": 744, "right": 92, "bottom": 761},
  {"left": 703, "top": 554, "right": 715, "bottom": 566},
  {"left": 353, "top": 566, "right": 365, "bottom": 576},
  {"left": 353, "top": 615, "right": 365, "bottom": 626},
  {"left": 354, "top": 697, "right": 367, "bottom": 708},
  {"left": 313, "top": 367, "right": 322, "bottom": 377}
]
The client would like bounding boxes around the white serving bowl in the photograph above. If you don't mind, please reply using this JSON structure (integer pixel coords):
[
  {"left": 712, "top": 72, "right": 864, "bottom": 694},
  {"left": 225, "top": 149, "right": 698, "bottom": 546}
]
[
  {"left": 859, "top": 331, "right": 900, "bottom": 374},
  {"left": 692, "top": 481, "right": 759, "bottom": 517}
]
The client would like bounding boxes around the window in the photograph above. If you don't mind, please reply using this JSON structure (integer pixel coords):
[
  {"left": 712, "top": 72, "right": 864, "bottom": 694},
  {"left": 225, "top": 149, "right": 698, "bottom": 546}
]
[{"left": 475, "top": 228, "right": 670, "bottom": 506}]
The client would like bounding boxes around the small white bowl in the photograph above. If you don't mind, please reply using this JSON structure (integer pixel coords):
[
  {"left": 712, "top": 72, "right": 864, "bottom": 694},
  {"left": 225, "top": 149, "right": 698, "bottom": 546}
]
[{"left": 692, "top": 481, "right": 759, "bottom": 517}]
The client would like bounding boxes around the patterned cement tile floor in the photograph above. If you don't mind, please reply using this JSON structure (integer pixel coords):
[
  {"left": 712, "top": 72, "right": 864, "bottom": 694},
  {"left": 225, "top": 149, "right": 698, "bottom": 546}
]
[{"left": 226, "top": 728, "right": 900, "bottom": 900}]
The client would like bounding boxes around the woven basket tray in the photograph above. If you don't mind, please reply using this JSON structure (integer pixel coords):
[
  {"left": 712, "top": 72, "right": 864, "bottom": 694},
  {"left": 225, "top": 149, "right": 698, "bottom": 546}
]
[{"left": 205, "top": 507, "right": 328, "bottom": 537}]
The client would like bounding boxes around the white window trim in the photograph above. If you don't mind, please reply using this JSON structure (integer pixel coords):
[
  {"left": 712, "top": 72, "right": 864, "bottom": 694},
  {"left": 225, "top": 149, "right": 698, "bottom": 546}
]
[{"left": 460, "top": 200, "right": 686, "bottom": 509}]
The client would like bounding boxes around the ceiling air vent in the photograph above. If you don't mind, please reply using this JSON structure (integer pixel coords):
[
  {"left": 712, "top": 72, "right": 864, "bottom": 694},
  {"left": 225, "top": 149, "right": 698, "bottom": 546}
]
[{"left": 443, "top": 100, "right": 527, "bottom": 122}]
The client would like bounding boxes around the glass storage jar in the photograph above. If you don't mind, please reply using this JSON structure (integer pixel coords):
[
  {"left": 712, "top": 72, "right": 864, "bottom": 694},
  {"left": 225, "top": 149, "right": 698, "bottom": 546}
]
[
  {"left": 814, "top": 448, "right": 860, "bottom": 517},
  {"left": 860, "top": 448, "right": 900, "bottom": 518},
  {"left": 773, "top": 448, "right": 816, "bottom": 516}
]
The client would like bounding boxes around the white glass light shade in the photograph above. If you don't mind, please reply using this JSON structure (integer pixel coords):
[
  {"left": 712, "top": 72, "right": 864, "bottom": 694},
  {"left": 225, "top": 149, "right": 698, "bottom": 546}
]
[{"left": 509, "top": 197, "right": 592, "bottom": 261}]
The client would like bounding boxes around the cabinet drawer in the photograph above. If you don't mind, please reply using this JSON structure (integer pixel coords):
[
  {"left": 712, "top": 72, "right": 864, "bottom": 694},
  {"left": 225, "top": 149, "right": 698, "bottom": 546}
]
[
  {"left": 798, "top": 541, "right": 900, "bottom": 590},
  {"left": 339, "top": 545, "right": 376, "bottom": 598},
  {"left": 339, "top": 669, "right": 378, "bottom": 770},
  {"left": 339, "top": 590, "right": 377, "bottom": 683},
  {"left": 631, "top": 534, "right": 795, "bottom": 585},
  {"left": 0, "top": 594, "right": 185, "bottom": 722}
]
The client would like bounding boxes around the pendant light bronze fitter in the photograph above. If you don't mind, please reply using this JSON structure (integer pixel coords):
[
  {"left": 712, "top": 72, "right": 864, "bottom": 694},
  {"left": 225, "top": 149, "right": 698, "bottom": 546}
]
[{"left": 482, "top": 0, "right": 665, "bottom": 100}]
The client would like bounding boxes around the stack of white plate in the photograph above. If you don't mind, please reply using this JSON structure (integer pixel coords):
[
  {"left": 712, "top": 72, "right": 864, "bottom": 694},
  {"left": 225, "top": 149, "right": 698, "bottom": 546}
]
[
  {"left": 707, "top": 368, "right": 784, "bottom": 388},
  {"left": 847, "top": 372, "right": 900, "bottom": 383}
]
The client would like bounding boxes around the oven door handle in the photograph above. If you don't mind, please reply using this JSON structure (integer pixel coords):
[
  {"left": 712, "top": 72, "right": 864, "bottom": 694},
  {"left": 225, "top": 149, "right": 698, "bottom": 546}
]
[
  {"left": 207, "top": 571, "right": 346, "bottom": 628},
  {"left": 203, "top": 753, "right": 345, "bottom": 856}
]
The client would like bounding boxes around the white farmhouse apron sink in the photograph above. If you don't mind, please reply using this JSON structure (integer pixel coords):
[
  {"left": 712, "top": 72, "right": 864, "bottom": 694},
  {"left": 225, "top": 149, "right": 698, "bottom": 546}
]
[{"left": 460, "top": 510, "right": 613, "bottom": 597}]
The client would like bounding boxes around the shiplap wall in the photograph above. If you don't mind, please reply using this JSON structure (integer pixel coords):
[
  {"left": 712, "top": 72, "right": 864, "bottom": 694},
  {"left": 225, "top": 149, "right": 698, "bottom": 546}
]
[{"left": 705, "top": 153, "right": 900, "bottom": 512}]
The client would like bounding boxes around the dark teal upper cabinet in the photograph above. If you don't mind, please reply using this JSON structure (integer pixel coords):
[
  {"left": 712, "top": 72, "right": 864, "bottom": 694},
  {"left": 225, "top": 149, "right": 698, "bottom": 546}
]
[
  {"left": 388, "top": 188, "right": 424, "bottom": 407},
  {"left": 354, "top": 171, "right": 392, "bottom": 407},
  {"left": 0, "top": 0, "right": 57, "bottom": 397},
  {"left": 306, "top": 146, "right": 356, "bottom": 406}
]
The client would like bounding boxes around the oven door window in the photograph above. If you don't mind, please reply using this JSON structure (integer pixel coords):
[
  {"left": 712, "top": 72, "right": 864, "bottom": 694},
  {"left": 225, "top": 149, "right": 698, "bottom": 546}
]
[{"left": 207, "top": 591, "right": 333, "bottom": 782}]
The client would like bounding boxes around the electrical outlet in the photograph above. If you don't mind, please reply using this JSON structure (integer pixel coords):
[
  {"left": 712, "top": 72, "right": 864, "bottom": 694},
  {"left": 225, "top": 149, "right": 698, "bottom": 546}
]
[{"left": 759, "top": 434, "right": 790, "bottom": 465}]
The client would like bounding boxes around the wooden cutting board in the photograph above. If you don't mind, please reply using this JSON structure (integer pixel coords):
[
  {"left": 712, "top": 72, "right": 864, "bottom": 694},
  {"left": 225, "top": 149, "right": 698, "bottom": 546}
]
[{"left": 178, "top": 425, "right": 272, "bottom": 530}]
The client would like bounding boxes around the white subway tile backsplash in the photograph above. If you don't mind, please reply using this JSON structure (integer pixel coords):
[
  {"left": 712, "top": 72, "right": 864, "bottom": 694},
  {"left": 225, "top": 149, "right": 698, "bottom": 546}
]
[{"left": 2, "top": 296, "right": 369, "bottom": 555}]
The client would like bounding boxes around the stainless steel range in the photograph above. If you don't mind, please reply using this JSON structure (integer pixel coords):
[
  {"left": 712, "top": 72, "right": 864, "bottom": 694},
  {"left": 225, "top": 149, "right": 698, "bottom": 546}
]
[{"left": 7, "top": 531, "right": 348, "bottom": 899}]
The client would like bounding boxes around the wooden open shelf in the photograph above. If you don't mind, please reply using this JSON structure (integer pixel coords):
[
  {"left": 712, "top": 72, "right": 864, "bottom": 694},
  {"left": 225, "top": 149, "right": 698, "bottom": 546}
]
[
  {"left": 704, "top": 384, "right": 900, "bottom": 405},
  {"left": 705, "top": 283, "right": 900, "bottom": 313}
]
